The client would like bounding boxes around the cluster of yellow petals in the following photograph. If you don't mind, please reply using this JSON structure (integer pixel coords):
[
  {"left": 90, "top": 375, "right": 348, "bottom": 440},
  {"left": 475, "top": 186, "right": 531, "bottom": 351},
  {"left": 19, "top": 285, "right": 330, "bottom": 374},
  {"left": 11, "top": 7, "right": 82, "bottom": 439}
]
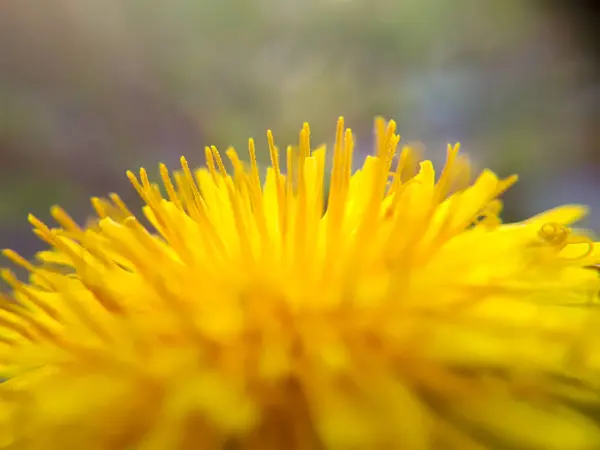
[{"left": 1, "top": 118, "right": 600, "bottom": 449}]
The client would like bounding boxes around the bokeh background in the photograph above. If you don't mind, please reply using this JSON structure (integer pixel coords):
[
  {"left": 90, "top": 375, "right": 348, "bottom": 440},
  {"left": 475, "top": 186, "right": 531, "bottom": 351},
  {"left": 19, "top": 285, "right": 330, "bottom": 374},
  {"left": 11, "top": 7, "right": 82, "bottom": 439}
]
[{"left": 0, "top": 0, "right": 599, "bottom": 259}]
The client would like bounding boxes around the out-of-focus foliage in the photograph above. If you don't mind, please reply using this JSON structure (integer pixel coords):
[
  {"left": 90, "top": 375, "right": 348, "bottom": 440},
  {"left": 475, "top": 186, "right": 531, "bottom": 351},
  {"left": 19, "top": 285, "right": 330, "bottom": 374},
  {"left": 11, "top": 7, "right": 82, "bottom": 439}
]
[{"left": 0, "top": 0, "right": 598, "bottom": 257}]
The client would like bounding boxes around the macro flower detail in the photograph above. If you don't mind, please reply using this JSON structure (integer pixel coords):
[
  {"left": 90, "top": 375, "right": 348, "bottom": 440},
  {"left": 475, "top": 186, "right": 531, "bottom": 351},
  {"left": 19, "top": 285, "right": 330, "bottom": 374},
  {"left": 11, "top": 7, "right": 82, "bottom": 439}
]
[{"left": 1, "top": 117, "right": 600, "bottom": 449}]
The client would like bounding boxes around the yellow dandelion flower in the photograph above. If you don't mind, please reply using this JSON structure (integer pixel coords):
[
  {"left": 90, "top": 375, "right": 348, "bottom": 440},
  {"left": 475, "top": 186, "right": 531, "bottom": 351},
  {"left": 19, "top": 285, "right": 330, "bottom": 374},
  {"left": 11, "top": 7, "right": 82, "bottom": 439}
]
[{"left": 2, "top": 117, "right": 600, "bottom": 450}]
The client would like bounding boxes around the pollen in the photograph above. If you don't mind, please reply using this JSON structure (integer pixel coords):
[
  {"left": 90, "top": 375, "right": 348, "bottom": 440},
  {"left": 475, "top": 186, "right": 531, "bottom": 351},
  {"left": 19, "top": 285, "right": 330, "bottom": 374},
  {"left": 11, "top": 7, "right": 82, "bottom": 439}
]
[{"left": 2, "top": 117, "right": 600, "bottom": 449}]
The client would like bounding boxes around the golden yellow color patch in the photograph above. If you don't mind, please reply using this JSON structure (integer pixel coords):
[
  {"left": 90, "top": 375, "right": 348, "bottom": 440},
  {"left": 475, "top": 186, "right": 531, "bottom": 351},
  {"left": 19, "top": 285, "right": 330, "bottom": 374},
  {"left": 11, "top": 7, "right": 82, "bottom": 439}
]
[{"left": 1, "top": 118, "right": 600, "bottom": 449}]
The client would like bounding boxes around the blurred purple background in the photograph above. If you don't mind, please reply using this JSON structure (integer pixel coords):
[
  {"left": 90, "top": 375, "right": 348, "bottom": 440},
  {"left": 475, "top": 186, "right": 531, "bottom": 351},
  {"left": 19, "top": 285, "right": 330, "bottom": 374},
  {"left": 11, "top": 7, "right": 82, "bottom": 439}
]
[{"left": 0, "top": 0, "right": 599, "bottom": 259}]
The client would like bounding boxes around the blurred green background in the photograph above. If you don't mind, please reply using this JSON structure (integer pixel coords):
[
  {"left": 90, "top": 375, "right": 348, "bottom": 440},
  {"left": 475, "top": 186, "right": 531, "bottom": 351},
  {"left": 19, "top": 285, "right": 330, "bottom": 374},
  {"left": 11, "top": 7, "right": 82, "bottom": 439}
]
[{"left": 0, "top": 0, "right": 599, "bottom": 258}]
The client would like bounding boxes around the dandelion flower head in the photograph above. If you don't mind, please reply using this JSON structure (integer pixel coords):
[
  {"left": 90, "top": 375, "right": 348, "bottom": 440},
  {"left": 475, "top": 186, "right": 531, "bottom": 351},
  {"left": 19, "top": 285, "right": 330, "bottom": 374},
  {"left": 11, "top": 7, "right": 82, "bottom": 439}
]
[{"left": 2, "top": 117, "right": 600, "bottom": 449}]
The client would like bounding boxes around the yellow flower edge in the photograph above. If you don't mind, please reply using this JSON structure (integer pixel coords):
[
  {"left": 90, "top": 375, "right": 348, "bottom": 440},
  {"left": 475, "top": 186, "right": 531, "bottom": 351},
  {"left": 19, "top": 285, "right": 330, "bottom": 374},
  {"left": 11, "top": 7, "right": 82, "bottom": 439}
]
[{"left": 2, "top": 117, "right": 600, "bottom": 449}]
